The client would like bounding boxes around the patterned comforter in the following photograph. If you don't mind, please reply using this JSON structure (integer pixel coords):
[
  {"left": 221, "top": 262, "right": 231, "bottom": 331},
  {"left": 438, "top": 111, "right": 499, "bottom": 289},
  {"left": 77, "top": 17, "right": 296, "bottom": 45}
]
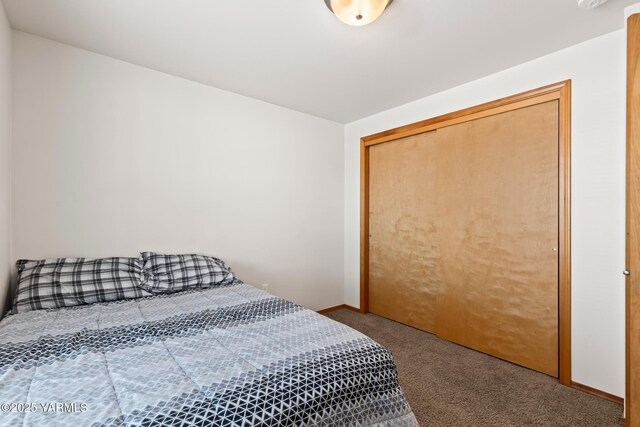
[{"left": 0, "top": 281, "right": 417, "bottom": 426}]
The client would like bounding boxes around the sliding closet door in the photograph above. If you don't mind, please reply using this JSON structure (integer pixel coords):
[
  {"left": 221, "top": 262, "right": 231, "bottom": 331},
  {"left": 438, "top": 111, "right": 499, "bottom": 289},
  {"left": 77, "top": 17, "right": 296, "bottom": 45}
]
[
  {"left": 368, "top": 131, "right": 440, "bottom": 333},
  {"left": 435, "top": 101, "right": 559, "bottom": 377}
]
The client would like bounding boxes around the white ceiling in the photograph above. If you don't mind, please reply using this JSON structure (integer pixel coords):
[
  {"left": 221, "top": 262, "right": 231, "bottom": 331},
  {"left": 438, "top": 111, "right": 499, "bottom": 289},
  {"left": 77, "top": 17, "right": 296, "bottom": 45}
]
[{"left": 2, "top": 0, "right": 636, "bottom": 123}]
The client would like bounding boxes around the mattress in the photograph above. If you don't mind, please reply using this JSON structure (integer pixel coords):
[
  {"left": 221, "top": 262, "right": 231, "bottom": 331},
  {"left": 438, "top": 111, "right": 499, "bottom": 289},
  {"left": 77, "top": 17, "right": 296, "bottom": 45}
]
[{"left": 0, "top": 281, "right": 418, "bottom": 426}]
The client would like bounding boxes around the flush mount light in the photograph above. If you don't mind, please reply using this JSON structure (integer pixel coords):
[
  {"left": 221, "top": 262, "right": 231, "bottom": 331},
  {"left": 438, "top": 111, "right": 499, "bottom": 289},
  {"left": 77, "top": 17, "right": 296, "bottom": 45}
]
[
  {"left": 576, "top": 0, "right": 608, "bottom": 9},
  {"left": 324, "top": 0, "right": 393, "bottom": 26}
]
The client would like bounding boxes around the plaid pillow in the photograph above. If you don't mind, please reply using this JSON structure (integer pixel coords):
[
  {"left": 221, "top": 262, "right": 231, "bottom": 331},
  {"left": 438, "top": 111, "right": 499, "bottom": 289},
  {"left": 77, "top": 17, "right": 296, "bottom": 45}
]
[
  {"left": 13, "top": 257, "right": 152, "bottom": 314},
  {"left": 139, "top": 252, "right": 235, "bottom": 293}
]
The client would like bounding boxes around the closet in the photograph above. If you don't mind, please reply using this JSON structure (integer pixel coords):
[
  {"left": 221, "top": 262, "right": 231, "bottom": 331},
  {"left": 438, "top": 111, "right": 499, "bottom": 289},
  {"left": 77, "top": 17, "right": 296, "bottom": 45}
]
[{"left": 362, "top": 83, "right": 570, "bottom": 380}]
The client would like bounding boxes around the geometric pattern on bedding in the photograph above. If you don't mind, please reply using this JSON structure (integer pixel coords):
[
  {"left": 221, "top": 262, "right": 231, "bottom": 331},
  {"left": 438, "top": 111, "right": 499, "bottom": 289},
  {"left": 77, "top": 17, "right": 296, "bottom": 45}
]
[
  {"left": 0, "top": 282, "right": 418, "bottom": 427},
  {"left": 98, "top": 339, "right": 412, "bottom": 427},
  {"left": 0, "top": 297, "right": 299, "bottom": 371}
]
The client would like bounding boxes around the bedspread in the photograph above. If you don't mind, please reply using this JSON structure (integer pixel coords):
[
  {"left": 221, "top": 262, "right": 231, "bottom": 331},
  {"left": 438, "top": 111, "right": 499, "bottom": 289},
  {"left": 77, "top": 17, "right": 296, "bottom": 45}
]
[{"left": 0, "top": 281, "right": 417, "bottom": 426}]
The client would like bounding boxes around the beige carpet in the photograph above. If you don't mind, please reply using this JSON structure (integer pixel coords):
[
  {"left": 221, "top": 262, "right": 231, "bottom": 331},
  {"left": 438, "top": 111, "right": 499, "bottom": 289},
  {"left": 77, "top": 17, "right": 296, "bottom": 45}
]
[{"left": 325, "top": 309, "right": 623, "bottom": 427}]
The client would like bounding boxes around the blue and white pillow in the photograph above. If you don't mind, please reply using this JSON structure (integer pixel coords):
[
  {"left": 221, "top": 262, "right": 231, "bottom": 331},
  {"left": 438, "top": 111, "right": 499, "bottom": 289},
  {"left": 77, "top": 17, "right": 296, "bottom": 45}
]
[
  {"left": 13, "top": 257, "right": 152, "bottom": 314},
  {"left": 138, "top": 252, "right": 236, "bottom": 293}
]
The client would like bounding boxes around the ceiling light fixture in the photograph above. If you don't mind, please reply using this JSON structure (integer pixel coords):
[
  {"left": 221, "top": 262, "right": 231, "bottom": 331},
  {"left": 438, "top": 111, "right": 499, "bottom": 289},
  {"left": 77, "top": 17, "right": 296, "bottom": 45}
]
[
  {"left": 324, "top": 0, "right": 393, "bottom": 26},
  {"left": 576, "top": 0, "right": 608, "bottom": 9}
]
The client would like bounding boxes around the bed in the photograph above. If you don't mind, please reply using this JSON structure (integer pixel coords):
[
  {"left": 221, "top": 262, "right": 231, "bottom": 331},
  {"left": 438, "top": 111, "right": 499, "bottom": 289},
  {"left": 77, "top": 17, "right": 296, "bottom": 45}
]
[{"left": 0, "top": 255, "right": 418, "bottom": 427}]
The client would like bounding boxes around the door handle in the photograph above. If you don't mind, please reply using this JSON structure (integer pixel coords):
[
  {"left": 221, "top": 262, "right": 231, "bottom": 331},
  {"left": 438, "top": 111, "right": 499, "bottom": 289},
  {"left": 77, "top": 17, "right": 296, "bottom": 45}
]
[{"left": 624, "top": 270, "right": 631, "bottom": 276}]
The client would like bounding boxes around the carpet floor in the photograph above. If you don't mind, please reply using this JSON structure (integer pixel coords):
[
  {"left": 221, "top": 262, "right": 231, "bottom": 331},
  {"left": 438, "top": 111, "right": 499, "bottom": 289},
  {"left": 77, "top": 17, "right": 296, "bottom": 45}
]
[{"left": 325, "top": 309, "right": 623, "bottom": 427}]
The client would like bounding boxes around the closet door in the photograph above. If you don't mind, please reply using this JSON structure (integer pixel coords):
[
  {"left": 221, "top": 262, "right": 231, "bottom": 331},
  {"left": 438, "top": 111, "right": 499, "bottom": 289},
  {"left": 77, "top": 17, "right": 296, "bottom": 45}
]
[
  {"left": 368, "top": 131, "right": 440, "bottom": 333},
  {"left": 435, "top": 101, "right": 560, "bottom": 377}
]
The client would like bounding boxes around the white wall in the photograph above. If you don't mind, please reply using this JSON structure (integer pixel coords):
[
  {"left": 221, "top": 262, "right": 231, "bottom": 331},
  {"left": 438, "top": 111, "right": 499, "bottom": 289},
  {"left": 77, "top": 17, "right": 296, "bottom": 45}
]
[
  {"left": 344, "top": 30, "right": 626, "bottom": 397},
  {"left": 11, "top": 31, "right": 344, "bottom": 311},
  {"left": 0, "top": 3, "right": 11, "bottom": 313}
]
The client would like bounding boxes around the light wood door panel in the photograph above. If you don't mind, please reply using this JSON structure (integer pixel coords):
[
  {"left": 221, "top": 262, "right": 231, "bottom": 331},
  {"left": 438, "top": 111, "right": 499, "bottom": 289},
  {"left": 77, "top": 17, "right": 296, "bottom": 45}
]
[
  {"left": 435, "top": 101, "right": 559, "bottom": 377},
  {"left": 627, "top": 13, "right": 640, "bottom": 427},
  {"left": 368, "top": 131, "right": 440, "bottom": 332}
]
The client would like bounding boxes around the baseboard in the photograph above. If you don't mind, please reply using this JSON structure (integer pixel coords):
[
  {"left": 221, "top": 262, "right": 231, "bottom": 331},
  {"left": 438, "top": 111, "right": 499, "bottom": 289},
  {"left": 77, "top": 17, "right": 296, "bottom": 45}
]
[
  {"left": 317, "top": 304, "right": 360, "bottom": 314},
  {"left": 570, "top": 381, "right": 624, "bottom": 405}
]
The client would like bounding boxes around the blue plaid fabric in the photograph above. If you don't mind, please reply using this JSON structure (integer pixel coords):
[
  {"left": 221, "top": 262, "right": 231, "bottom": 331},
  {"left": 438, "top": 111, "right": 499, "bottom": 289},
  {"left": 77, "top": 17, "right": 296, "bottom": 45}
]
[
  {"left": 138, "top": 252, "right": 236, "bottom": 293},
  {"left": 13, "top": 257, "right": 152, "bottom": 314}
]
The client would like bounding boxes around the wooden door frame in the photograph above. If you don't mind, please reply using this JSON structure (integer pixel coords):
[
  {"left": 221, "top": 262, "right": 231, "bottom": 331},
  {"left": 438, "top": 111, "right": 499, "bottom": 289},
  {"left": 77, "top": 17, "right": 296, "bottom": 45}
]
[
  {"left": 359, "top": 81, "right": 572, "bottom": 386},
  {"left": 626, "top": 13, "right": 640, "bottom": 427}
]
